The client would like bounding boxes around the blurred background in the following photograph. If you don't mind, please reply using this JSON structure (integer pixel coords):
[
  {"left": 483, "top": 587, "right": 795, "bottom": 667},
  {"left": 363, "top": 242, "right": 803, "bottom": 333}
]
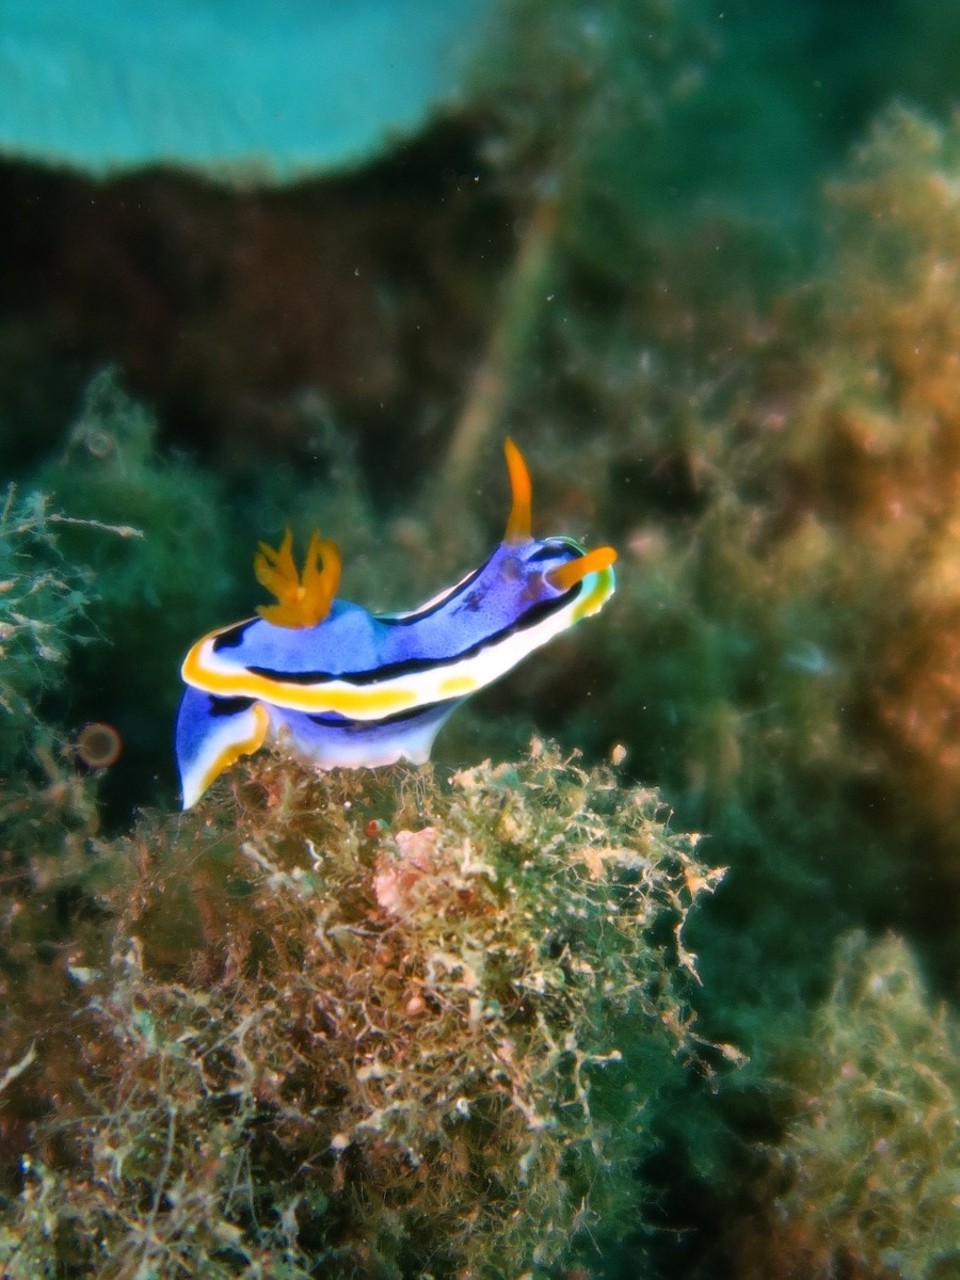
[{"left": 6, "top": 1, "right": 960, "bottom": 1275}]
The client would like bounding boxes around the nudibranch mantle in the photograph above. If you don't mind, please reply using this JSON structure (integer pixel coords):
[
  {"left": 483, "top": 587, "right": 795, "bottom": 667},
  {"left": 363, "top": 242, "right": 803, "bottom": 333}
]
[{"left": 176, "top": 440, "right": 617, "bottom": 808}]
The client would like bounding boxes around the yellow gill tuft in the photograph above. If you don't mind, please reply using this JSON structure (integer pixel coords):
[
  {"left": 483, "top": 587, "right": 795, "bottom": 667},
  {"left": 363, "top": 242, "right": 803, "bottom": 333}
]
[{"left": 254, "top": 528, "right": 341, "bottom": 628}]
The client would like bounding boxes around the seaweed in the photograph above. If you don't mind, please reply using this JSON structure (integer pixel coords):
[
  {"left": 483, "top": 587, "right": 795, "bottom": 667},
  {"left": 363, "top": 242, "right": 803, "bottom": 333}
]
[
  {"left": 736, "top": 932, "right": 960, "bottom": 1280},
  {"left": 29, "top": 369, "right": 233, "bottom": 809},
  {"left": 0, "top": 484, "right": 124, "bottom": 1200}
]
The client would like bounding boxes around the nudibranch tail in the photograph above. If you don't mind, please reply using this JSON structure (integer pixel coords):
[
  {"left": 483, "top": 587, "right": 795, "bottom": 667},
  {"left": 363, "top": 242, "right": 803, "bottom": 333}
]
[
  {"left": 503, "top": 436, "right": 533, "bottom": 544},
  {"left": 176, "top": 688, "right": 270, "bottom": 810},
  {"left": 547, "top": 544, "right": 618, "bottom": 592},
  {"left": 254, "top": 528, "right": 341, "bottom": 628}
]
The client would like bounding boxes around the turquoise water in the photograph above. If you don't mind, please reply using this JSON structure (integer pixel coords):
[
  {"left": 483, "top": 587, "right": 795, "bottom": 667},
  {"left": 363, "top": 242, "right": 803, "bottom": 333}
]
[{"left": 0, "top": 0, "right": 490, "bottom": 178}]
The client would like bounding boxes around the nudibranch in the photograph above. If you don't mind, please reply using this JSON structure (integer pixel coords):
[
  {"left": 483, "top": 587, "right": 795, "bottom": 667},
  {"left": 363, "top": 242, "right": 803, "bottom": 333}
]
[{"left": 175, "top": 440, "right": 617, "bottom": 808}]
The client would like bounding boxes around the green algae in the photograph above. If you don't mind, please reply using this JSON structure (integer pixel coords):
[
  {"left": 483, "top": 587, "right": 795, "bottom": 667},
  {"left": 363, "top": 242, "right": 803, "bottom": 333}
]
[
  {"left": 0, "top": 477, "right": 118, "bottom": 873},
  {"left": 0, "top": 483, "right": 99, "bottom": 770},
  {"left": 0, "top": 485, "right": 123, "bottom": 1203},
  {"left": 26, "top": 370, "right": 236, "bottom": 807},
  {"left": 34, "top": 370, "right": 230, "bottom": 682},
  {"left": 743, "top": 933, "right": 960, "bottom": 1280}
]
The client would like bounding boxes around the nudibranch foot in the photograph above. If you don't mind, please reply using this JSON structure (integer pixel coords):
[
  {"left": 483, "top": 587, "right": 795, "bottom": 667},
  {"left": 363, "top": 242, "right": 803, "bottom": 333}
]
[
  {"left": 276, "top": 701, "right": 462, "bottom": 770},
  {"left": 176, "top": 440, "right": 616, "bottom": 808},
  {"left": 176, "top": 687, "right": 462, "bottom": 808},
  {"left": 176, "top": 688, "right": 271, "bottom": 811}
]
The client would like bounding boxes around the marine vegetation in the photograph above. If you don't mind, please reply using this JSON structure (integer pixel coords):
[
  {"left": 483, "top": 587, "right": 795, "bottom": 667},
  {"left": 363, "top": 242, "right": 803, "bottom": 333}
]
[
  {"left": 0, "top": 742, "right": 723, "bottom": 1278},
  {"left": 782, "top": 104, "right": 960, "bottom": 847},
  {"left": 0, "top": 476, "right": 130, "bottom": 882},
  {"left": 737, "top": 932, "right": 960, "bottom": 1280},
  {"left": 0, "top": 482, "right": 98, "bottom": 776},
  {"left": 0, "top": 483, "right": 122, "bottom": 1194},
  {"left": 31, "top": 369, "right": 232, "bottom": 806}
]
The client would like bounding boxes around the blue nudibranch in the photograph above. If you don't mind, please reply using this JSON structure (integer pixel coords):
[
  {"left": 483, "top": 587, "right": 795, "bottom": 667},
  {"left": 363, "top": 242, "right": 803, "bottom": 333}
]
[{"left": 175, "top": 440, "right": 617, "bottom": 808}]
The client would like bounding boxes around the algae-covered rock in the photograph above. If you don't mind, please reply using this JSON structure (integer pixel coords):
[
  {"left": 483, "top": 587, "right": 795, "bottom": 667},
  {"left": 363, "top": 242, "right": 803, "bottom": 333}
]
[
  {"left": 738, "top": 933, "right": 960, "bottom": 1280},
  {"left": 0, "top": 742, "right": 723, "bottom": 1278}
]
